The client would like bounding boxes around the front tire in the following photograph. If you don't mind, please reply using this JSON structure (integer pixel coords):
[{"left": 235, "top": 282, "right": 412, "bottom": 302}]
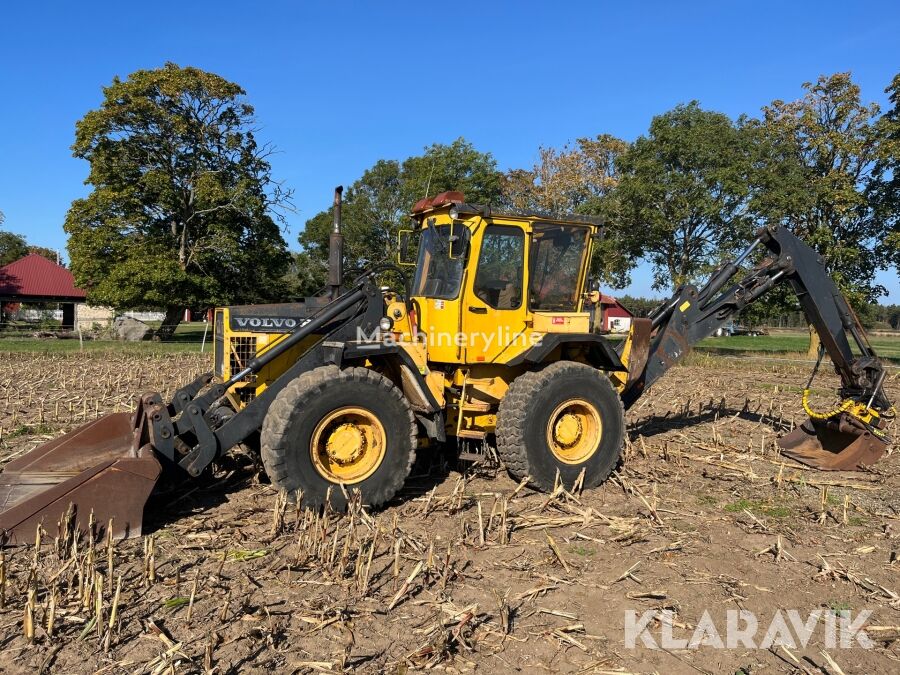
[
  {"left": 260, "top": 365, "right": 416, "bottom": 510},
  {"left": 496, "top": 361, "right": 625, "bottom": 491}
]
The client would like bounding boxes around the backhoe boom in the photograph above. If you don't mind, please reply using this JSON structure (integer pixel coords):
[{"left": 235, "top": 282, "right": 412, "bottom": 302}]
[{"left": 618, "top": 224, "right": 892, "bottom": 470}]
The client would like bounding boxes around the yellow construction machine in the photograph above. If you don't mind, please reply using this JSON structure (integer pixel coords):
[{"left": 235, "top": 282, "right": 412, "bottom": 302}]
[{"left": 0, "top": 188, "right": 893, "bottom": 543}]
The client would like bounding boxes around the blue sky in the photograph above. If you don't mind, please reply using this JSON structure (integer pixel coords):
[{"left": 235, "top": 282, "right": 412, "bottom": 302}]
[{"left": 1, "top": 1, "right": 898, "bottom": 300}]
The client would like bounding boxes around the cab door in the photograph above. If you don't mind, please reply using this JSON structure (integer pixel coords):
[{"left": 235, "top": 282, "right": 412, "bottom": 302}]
[{"left": 462, "top": 224, "right": 528, "bottom": 363}]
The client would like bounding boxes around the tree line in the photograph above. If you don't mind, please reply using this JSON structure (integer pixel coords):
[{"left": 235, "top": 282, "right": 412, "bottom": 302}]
[
  {"left": 299, "top": 72, "right": 899, "bottom": 321},
  {"left": 2, "top": 65, "right": 897, "bottom": 335},
  {"left": 0, "top": 212, "right": 59, "bottom": 266}
]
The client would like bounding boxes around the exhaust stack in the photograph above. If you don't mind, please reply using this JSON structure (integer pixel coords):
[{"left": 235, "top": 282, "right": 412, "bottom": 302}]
[{"left": 329, "top": 185, "right": 344, "bottom": 300}]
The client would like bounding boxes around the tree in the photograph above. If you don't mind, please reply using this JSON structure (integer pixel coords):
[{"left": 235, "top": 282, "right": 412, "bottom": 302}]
[
  {"left": 299, "top": 138, "right": 502, "bottom": 276},
  {"left": 871, "top": 72, "right": 900, "bottom": 274},
  {"left": 616, "top": 294, "right": 662, "bottom": 318},
  {"left": 65, "top": 63, "right": 292, "bottom": 336},
  {"left": 29, "top": 245, "right": 60, "bottom": 263},
  {"left": 743, "top": 73, "right": 886, "bottom": 306},
  {"left": 500, "top": 135, "right": 626, "bottom": 214},
  {"left": 0, "top": 230, "right": 29, "bottom": 267},
  {"left": 614, "top": 102, "right": 753, "bottom": 291},
  {"left": 500, "top": 135, "right": 636, "bottom": 287}
]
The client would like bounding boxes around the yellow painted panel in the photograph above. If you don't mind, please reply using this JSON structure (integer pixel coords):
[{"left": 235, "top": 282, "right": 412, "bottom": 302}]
[{"left": 532, "top": 312, "right": 591, "bottom": 333}]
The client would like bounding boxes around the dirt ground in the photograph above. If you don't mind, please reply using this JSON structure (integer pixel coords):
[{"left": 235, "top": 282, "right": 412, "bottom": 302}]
[{"left": 0, "top": 351, "right": 898, "bottom": 674}]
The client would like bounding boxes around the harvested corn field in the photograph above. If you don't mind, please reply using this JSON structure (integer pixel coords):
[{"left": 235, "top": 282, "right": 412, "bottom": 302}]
[{"left": 0, "top": 350, "right": 898, "bottom": 674}]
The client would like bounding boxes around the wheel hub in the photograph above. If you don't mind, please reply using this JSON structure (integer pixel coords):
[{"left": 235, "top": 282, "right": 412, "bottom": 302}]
[
  {"left": 546, "top": 398, "right": 603, "bottom": 464},
  {"left": 554, "top": 413, "right": 583, "bottom": 448},
  {"left": 311, "top": 407, "right": 386, "bottom": 484},
  {"left": 326, "top": 423, "right": 367, "bottom": 466}
]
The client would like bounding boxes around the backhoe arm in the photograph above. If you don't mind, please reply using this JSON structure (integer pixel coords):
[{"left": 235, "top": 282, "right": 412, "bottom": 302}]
[{"left": 615, "top": 224, "right": 892, "bottom": 470}]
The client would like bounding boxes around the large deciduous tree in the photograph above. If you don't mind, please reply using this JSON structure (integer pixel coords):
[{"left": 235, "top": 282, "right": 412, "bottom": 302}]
[
  {"left": 500, "top": 135, "right": 626, "bottom": 214},
  {"left": 500, "top": 135, "right": 636, "bottom": 287},
  {"left": 299, "top": 138, "right": 502, "bottom": 289},
  {"left": 743, "top": 73, "right": 886, "bottom": 306},
  {"left": 871, "top": 73, "right": 900, "bottom": 274},
  {"left": 614, "top": 102, "right": 753, "bottom": 291},
  {"left": 65, "top": 63, "right": 292, "bottom": 336}
]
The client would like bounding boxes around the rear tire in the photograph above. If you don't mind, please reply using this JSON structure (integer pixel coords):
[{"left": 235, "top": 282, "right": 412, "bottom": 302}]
[
  {"left": 260, "top": 365, "right": 416, "bottom": 510},
  {"left": 496, "top": 361, "right": 625, "bottom": 491}
]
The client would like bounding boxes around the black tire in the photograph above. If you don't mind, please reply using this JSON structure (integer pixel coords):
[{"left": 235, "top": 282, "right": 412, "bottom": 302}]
[
  {"left": 496, "top": 361, "right": 625, "bottom": 492},
  {"left": 260, "top": 365, "right": 416, "bottom": 510}
]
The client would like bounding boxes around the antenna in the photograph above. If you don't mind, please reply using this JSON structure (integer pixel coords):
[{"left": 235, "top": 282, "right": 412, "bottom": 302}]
[{"left": 423, "top": 160, "right": 436, "bottom": 198}]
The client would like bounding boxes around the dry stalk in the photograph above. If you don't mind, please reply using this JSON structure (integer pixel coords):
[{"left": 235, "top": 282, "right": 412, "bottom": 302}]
[
  {"left": 271, "top": 489, "right": 288, "bottom": 538},
  {"left": 105, "top": 519, "right": 115, "bottom": 595},
  {"left": 24, "top": 586, "right": 35, "bottom": 642},
  {"left": 477, "top": 500, "right": 485, "bottom": 547},
  {"left": 388, "top": 561, "right": 424, "bottom": 610},
  {"left": 187, "top": 573, "right": 199, "bottom": 622},
  {"left": 545, "top": 532, "right": 571, "bottom": 573},
  {"left": 219, "top": 589, "right": 232, "bottom": 622}
]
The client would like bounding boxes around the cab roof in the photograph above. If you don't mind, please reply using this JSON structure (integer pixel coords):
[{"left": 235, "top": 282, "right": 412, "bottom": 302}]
[{"left": 410, "top": 191, "right": 603, "bottom": 229}]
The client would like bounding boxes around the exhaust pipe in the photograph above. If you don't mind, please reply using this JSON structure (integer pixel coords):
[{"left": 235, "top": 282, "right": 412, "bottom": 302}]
[{"left": 329, "top": 186, "right": 344, "bottom": 300}]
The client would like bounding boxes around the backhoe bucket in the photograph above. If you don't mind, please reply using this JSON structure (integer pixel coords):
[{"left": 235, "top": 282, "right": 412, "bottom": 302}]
[
  {"left": 777, "top": 413, "right": 889, "bottom": 471},
  {"left": 0, "top": 412, "right": 161, "bottom": 545}
]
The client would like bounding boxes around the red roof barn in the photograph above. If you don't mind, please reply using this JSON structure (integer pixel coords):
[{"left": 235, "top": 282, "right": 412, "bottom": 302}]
[
  {"left": 599, "top": 294, "right": 633, "bottom": 333},
  {"left": 0, "top": 254, "right": 86, "bottom": 328}
]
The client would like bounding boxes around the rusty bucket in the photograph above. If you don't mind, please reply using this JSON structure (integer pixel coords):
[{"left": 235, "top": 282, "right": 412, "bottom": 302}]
[
  {"left": 0, "top": 412, "right": 161, "bottom": 545},
  {"left": 777, "top": 413, "right": 889, "bottom": 471}
]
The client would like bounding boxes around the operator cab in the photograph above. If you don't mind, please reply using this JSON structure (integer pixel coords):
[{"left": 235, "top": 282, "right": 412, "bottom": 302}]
[{"left": 404, "top": 191, "right": 598, "bottom": 364}]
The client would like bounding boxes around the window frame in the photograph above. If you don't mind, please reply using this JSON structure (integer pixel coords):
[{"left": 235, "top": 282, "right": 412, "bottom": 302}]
[
  {"left": 411, "top": 223, "right": 472, "bottom": 300},
  {"left": 472, "top": 224, "right": 526, "bottom": 311},
  {"left": 527, "top": 223, "right": 591, "bottom": 312}
]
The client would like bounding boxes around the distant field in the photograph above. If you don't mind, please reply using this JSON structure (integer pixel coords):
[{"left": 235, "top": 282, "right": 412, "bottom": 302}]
[{"left": 696, "top": 330, "right": 900, "bottom": 361}]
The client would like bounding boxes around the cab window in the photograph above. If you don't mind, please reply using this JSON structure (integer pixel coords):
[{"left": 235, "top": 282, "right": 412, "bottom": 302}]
[
  {"left": 529, "top": 224, "right": 589, "bottom": 311},
  {"left": 411, "top": 224, "right": 471, "bottom": 299},
  {"left": 473, "top": 226, "right": 524, "bottom": 310}
]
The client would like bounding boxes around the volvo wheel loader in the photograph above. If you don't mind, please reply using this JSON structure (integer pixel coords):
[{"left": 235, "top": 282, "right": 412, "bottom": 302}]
[{"left": 0, "top": 188, "right": 893, "bottom": 543}]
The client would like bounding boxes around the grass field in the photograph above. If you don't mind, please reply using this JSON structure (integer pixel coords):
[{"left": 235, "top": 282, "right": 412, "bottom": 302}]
[{"left": 696, "top": 330, "right": 900, "bottom": 361}]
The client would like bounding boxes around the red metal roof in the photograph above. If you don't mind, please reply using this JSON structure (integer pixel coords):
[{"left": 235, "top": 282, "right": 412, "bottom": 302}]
[
  {"left": 599, "top": 294, "right": 634, "bottom": 316},
  {"left": 0, "top": 254, "right": 86, "bottom": 301}
]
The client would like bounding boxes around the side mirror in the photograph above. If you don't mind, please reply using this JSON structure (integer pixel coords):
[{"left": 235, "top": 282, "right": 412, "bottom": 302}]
[{"left": 397, "top": 229, "right": 419, "bottom": 267}]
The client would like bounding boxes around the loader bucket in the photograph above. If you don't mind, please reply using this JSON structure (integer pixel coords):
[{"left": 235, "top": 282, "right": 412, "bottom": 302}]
[
  {"left": 777, "top": 413, "right": 889, "bottom": 471},
  {"left": 0, "top": 412, "right": 161, "bottom": 545}
]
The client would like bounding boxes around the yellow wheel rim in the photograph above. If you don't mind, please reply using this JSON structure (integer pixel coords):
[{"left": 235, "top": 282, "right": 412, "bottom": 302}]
[
  {"left": 310, "top": 407, "right": 386, "bottom": 484},
  {"left": 546, "top": 398, "right": 602, "bottom": 464}
]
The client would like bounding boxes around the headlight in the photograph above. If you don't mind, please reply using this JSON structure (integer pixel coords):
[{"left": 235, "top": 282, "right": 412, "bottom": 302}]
[{"left": 379, "top": 317, "right": 394, "bottom": 332}]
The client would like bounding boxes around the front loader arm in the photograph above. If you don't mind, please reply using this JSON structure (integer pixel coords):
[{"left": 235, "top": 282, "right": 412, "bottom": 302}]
[{"left": 615, "top": 225, "right": 892, "bottom": 470}]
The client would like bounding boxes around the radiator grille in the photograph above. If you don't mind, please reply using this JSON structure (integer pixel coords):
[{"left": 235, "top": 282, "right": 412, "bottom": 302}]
[{"left": 229, "top": 336, "right": 257, "bottom": 378}]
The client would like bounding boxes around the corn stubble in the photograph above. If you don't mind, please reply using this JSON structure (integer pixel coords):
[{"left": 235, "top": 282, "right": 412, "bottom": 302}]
[{"left": 0, "top": 350, "right": 896, "bottom": 673}]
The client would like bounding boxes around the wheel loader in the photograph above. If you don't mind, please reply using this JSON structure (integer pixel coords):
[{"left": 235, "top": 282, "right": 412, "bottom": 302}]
[{"left": 0, "top": 188, "right": 893, "bottom": 543}]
